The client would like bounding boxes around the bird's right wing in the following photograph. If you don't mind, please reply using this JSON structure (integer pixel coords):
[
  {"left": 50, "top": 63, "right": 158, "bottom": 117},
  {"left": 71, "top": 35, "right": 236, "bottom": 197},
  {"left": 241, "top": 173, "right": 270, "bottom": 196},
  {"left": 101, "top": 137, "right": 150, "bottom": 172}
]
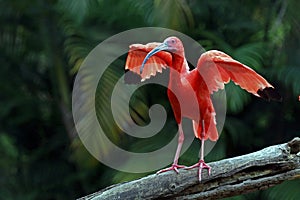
[{"left": 125, "top": 43, "right": 172, "bottom": 81}]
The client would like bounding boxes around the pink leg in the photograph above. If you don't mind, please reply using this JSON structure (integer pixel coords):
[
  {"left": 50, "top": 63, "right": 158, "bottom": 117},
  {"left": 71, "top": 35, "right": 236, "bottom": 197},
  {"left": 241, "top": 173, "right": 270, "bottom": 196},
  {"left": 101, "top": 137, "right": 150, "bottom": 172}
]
[
  {"left": 157, "top": 123, "right": 186, "bottom": 174},
  {"left": 185, "top": 120, "right": 211, "bottom": 181}
]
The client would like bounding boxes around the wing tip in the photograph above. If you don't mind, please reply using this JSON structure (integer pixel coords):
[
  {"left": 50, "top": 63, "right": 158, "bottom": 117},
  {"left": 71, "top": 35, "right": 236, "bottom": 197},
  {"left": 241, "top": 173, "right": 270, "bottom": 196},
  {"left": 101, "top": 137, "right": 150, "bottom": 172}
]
[{"left": 257, "top": 87, "right": 282, "bottom": 102}]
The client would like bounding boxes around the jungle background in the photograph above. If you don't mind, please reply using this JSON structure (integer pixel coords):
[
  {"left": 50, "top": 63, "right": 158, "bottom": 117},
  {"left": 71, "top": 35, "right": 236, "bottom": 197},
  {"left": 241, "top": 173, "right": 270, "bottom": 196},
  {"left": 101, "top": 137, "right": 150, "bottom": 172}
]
[{"left": 1, "top": 0, "right": 300, "bottom": 199}]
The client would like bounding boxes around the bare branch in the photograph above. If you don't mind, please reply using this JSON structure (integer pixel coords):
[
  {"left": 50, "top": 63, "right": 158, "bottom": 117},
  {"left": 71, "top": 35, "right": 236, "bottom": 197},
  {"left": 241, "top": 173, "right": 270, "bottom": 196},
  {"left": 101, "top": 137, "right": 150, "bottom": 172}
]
[{"left": 78, "top": 137, "right": 300, "bottom": 200}]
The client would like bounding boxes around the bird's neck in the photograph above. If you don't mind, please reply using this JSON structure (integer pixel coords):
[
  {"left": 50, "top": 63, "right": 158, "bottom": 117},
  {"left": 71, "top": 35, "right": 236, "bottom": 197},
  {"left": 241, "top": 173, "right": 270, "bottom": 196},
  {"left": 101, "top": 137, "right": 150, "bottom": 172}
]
[
  {"left": 168, "top": 54, "right": 188, "bottom": 88},
  {"left": 171, "top": 53, "right": 186, "bottom": 73}
]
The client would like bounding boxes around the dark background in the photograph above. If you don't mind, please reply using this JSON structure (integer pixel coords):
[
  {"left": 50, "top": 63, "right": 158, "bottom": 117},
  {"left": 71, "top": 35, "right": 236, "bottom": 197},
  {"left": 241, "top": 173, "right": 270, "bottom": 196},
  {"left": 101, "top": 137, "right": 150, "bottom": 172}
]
[{"left": 1, "top": 0, "right": 300, "bottom": 199}]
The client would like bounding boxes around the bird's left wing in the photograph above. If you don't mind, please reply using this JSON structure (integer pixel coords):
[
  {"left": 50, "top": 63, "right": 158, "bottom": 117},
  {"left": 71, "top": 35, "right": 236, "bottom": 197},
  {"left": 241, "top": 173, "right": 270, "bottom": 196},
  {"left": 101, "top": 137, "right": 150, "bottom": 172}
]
[
  {"left": 125, "top": 43, "right": 172, "bottom": 81},
  {"left": 197, "top": 50, "right": 282, "bottom": 101}
]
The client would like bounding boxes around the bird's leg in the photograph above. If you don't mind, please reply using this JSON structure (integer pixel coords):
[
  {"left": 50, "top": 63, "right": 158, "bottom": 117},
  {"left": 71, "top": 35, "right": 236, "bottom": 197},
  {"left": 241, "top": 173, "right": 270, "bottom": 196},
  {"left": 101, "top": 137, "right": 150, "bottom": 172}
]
[
  {"left": 157, "top": 123, "right": 186, "bottom": 174},
  {"left": 185, "top": 120, "right": 211, "bottom": 181}
]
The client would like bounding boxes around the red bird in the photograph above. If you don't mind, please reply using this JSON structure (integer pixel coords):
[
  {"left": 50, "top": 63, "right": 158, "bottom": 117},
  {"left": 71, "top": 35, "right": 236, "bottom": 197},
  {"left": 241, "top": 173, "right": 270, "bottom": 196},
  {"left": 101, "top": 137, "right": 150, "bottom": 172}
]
[{"left": 125, "top": 36, "right": 281, "bottom": 181}]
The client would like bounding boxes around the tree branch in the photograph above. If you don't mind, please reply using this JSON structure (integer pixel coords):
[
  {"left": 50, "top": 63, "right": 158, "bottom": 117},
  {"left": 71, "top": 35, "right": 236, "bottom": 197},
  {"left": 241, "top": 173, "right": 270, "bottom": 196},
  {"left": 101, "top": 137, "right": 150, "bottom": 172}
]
[{"left": 78, "top": 137, "right": 300, "bottom": 200}]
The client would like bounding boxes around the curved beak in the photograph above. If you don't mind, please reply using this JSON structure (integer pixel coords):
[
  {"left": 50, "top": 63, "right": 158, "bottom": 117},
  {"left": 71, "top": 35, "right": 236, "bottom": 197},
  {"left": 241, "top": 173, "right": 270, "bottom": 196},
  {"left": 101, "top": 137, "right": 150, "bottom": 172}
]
[{"left": 140, "top": 42, "right": 169, "bottom": 74}]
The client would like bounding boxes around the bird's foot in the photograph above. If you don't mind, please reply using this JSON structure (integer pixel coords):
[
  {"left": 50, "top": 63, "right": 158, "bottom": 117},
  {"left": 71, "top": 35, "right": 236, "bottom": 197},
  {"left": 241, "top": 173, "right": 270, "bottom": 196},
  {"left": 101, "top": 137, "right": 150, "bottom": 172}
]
[
  {"left": 156, "top": 164, "right": 187, "bottom": 174},
  {"left": 185, "top": 160, "right": 211, "bottom": 182}
]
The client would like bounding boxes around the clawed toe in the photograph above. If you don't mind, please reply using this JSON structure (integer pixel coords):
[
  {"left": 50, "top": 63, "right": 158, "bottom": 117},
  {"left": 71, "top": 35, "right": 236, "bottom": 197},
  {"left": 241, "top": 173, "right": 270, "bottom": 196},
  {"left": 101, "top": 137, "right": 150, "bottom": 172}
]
[
  {"left": 185, "top": 160, "right": 211, "bottom": 181},
  {"left": 156, "top": 164, "right": 187, "bottom": 174}
]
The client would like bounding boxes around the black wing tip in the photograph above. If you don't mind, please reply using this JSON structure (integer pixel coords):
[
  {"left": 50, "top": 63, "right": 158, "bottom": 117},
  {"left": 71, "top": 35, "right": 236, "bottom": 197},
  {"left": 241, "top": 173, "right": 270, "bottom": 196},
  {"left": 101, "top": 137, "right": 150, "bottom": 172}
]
[
  {"left": 257, "top": 87, "right": 283, "bottom": 102},
  {"left": 124, "top": 70, "right": 142, "bottom": 84}
]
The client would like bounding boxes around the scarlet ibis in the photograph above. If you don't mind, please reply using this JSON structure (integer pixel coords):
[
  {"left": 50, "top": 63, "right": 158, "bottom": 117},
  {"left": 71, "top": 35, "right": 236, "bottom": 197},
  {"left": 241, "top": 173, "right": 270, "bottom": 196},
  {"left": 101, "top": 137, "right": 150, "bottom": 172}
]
[{"left": 125, "top": 36, "right": 282, "bottom": 181}]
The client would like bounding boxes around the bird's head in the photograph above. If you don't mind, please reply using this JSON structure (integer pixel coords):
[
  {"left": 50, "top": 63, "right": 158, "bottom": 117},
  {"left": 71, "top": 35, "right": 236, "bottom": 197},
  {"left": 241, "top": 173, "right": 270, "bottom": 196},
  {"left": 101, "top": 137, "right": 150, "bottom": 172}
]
[{"left": 140, "top": 36, "right": 184, "bottom": 74}]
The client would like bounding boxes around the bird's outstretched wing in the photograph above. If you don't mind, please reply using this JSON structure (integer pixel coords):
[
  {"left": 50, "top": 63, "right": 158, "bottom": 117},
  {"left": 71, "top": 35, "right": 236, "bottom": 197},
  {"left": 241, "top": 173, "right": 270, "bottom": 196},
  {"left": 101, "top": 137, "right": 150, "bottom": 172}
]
[
  {"left": 125, "top": 43, "right": 172, "bottom": 81},
  {"left": 197, "top": 50, "right": 282, "bottom": 101}
]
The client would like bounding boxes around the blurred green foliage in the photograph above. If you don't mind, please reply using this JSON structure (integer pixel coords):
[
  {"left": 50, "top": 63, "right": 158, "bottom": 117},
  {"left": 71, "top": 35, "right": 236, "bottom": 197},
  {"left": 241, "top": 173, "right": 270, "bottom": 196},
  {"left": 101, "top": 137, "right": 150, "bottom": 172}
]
[{"left": 1, "top": 0, "right": 300, "bottom": 199}]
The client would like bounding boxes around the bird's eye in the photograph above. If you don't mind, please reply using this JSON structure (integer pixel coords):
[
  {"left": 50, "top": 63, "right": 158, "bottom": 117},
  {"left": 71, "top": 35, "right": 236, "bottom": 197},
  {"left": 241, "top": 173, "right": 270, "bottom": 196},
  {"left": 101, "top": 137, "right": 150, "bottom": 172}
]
[{"left": 171, "top": 39, "right": 176, "bottom": 44}]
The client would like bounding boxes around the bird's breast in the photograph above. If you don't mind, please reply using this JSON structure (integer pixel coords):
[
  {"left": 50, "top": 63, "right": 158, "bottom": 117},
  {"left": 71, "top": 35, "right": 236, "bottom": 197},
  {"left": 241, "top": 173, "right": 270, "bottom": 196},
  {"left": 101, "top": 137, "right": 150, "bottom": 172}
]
[{"left": 167, "top": 76, "right": 212, "bottom": 121}]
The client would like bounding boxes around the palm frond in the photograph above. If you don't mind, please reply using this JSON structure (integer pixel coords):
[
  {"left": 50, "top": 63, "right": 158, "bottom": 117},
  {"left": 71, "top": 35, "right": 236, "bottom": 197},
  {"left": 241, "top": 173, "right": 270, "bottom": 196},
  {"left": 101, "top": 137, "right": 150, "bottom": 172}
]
[
  {"left": 262, "top": 179, "right": 300, "bottom": 199},
  {"left": 225, "top": 82, "right": 251, "bottom": 114},
  {"left": 270, "top": 66, "right": 300, "bottom": 96},
  {"left": 233, "top": 42, "right": 266, "bottom": 71},
  {"left": 57, "top": 0, "right": 99, "bottom": 24},
  {"left": 131, "top": 0, "right": 194, "bottom": 30}
]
